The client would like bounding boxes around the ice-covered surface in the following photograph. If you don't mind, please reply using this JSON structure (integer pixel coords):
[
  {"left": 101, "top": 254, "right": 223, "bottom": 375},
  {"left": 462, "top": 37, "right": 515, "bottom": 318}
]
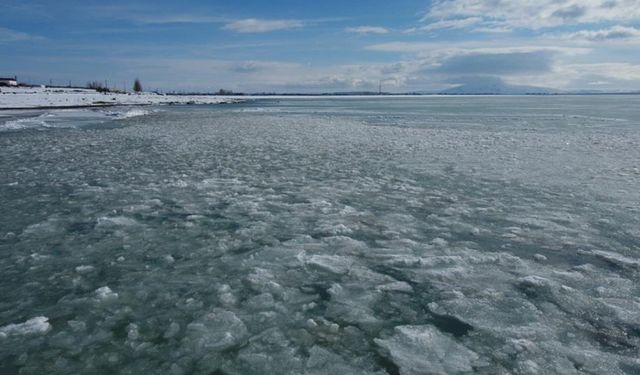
[
  {"left": 0, "top": 87, "right": 241, "bottom": 109},
  {"left": 1, "top": 96, "right": 639, "bottom": 374}
]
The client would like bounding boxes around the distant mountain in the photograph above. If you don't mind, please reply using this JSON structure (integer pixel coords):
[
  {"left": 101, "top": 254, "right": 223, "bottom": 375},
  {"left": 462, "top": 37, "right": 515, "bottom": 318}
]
[{"left": 439, "top": 77, "right": 557, "bottom": 95}]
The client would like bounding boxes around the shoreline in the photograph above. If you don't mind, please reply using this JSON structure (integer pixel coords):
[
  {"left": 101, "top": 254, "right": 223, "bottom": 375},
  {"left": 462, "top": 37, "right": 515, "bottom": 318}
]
[
  {"left": 3, "top": 90, "right": 640, "bottom": 111},
  {"left": 0, "top": 103, "right": 149, "bottom": 111},
  {"left": 0, "top": 101, "right": 246, "bottom": 111},
  {"left": 0, "top": 87, "right": 245, "bottom": 110}
]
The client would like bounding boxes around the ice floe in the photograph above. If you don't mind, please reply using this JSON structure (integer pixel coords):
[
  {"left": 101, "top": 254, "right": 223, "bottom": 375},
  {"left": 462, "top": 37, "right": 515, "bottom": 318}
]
[
  {"left": 0, "top": 317, "right": 51, "bottom": 337},
  {"left": 375, "top": 325, "right": 480, "bottom": 374}
]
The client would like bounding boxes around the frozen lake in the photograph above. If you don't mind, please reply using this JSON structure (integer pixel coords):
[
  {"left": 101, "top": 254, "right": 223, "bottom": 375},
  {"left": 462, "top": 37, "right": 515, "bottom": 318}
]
[{"left": 1, "top": 96, "right": 639, "bottom": 374}]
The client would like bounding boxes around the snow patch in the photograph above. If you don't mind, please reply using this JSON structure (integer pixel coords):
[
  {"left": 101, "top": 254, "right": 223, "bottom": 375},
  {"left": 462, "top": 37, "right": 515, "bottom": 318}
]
[
  {"left": 0, "top": 316, "right": 51, "bottom": 337},
  {"left": 95, "top": 286, "right": 118, "bottom": 301}
]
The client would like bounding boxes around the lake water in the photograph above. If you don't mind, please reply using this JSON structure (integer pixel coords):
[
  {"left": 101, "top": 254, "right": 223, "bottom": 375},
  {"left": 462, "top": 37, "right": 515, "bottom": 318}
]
[{"left": 1, "top": 96, "right": 639, "bottom": 374}]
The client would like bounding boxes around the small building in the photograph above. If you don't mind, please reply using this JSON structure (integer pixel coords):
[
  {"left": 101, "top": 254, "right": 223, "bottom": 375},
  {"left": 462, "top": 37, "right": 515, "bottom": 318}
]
[{"left": 0, "top": 76, "right": 18, "bottom": 86}]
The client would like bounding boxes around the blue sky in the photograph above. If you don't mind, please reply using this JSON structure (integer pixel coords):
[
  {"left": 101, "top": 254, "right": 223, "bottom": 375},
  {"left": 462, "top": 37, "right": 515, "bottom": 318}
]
[{"left": 2, "top": 0, "right": 640, "bottom": 92}]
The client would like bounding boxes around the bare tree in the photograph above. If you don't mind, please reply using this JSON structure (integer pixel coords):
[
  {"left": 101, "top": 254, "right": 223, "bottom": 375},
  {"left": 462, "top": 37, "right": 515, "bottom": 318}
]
[{"left": 133, "top": 78, "right": 143, "bottom": 93}]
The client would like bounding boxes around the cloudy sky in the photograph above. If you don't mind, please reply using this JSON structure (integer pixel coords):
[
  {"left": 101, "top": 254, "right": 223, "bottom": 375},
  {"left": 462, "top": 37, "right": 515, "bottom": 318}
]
[{"left": 1, "top": 0, "right": 640, "bottom": 92}]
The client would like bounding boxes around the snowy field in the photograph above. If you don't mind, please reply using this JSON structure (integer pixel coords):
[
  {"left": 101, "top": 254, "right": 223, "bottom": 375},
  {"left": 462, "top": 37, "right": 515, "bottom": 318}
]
[
  {"left": 0, "top": 87, "right": 241, "bottom": 109},
  {"left": 0, "top": 97, "right": 639, "bottom": 374}
]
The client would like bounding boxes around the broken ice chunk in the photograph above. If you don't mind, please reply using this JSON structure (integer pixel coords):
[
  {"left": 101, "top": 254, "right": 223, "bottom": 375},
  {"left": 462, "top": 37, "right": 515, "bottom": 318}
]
[
  {"left": 375, "top": 325, "right": 479, "bottom": 375},
  {"left": 326, "top": 283, "right": 380, "bottom": 325},
  {"left": 533, "top": 254, "right": 547, "bottom": 262},
  {"left": 306, "top": 255, "right": 354, "bottom": 275},
  {"left": 95, "top": 286, "right": 118, "bottom": 301},
  {"left": 580, "top": 250, "right": 640, "bottom": 270},
  {"left": 127, "top": 323, "right": 140, "bottom": 341},
  {"left": 244, "top": 268, "right": 282, "bottom": 294},
  {"left": 305, "top": 345, "right": 378, "bottom": 374},
  {"left": 376, "top": 281, "right": 413, "bottom": 293},
  {"left": 97, "top": 216, "right": 139, "bottom": 227},
  {"left": 0, "top": 316, "right": 52, "bottom": 337},
  {"left": 184, "top": 309, "right": 248, "bottom": 352},
  {"left": 67, "top": 320, "right": 86, "bottom": 332},
  {"left": 75, "top": 265, "right": 95, "bottom": 273},
  {"left": 306, "top": 319, "right": 319, "bottom": 329},
  {"left": 164, "top": 322, "right": 180, "bottom": 339},
  {"left": 244, "top": 293, "right": 275, "bottom": 311},
  {"left": 431, "top": 238, "right": 448, "bottom": 247}
]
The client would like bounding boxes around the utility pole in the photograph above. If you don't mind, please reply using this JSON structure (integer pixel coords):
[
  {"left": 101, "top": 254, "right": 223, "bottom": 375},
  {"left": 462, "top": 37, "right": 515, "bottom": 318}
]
[{"left": 378, "top": 80, "right": 382, "bottom": 95}]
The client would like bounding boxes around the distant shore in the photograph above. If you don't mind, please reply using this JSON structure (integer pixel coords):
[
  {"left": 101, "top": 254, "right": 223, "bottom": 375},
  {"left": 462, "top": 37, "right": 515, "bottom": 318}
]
[{"left": 3, "top": 86, "right": 640, "bottom": 111}]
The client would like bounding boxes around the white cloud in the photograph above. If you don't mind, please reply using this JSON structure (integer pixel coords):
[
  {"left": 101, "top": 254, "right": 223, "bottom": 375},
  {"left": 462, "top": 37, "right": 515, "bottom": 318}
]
[
  {"left": 218, "top": 57, "right": 640, "bottom": 93},
  {"left": 48, "top": 51, "right": 640, "bottom": 93},
  {"left": 500, "top": 61, "right": 640, "bottom": 90},
  {"left": 562, "top": 62, "right": 640, "bottom": 81},
  {"left": 135, "top": 15, "right": 227, "bottom": 24},
  {"left": 345, "top": 26, "right": 389, "bottom": 35},
  {"left": 561, "top": 25, "right": 640, "bottom": 42},
  {"left": 419, "top": 17, "right": 482, "bottom": 32},
  {"left": 113, "top": 57, "right": 394, "bottom": 91},
  {"left": 0, "top": 27, "right": 39, "bottom": 43},
  {"left": 365, "top": 42, "right": 440, "bottom": 53},
  {"left": 473, "top": 26, "right": 513, "bottom": 33},
  {"left": 434, "top": 50, "right": 556, "bottom": 75},
  {"left": 229, "top": 60, "right": 301, "bottom": 73},
  {"left": 365, "top": 41, "right": 589, "bottom": 56},
  {"left": 222, "top": 18, "right": 303, "bottom": 33},
  {"left": 424, "top": 0, "right": 640, "bottom": 30}
]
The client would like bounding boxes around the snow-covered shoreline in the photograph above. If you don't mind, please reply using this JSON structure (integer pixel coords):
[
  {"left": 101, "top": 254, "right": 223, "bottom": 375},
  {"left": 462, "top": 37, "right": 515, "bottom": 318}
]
[
  {"left": 0, "top": 87, "right": 244, "bottom": 110},
  {"left": 0, "top": 87, "right": 535, "bottom": 110}
]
